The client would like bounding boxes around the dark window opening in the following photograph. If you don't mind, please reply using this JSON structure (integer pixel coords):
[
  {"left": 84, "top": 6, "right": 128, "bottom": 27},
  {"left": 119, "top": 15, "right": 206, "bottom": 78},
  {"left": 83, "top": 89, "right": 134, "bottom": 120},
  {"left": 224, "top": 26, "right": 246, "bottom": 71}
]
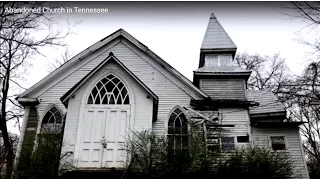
[
  {"left": 221, "top": 137, "right": 235, "bottom": 152},
  {"left": 237, "top": 136, "right": 250, "bottom": 143},
  {"left": 271, "top": 136, "right": 286, "bottom": 150},
  {"left": 167, "top": 107, "right": 189, "bottom": 163}
]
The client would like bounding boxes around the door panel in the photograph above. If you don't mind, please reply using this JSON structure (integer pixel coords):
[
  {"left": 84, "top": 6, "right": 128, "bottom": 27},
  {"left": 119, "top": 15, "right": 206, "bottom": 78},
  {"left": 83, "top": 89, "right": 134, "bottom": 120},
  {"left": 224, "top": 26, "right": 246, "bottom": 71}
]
[
  {"left": 78, "top": 106, "right": 130, "bottom": 168},
  {"left": 78, "top": 109, "right": 106, "bottom": 168},
  {"left": 103, "top": 108, "right": 128, "bottom": 168}
]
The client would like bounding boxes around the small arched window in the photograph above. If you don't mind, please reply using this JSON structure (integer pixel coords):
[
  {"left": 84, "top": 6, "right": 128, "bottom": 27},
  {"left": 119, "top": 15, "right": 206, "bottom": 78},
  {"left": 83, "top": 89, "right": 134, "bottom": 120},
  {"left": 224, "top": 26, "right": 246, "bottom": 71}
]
[
  {"left": 41, "top": 106, "right": 63, "bottom": 133},
  {"left": 87, "top": 74, "right": 130, "bottom": 105},
  {"left": 167, "top": 106, "right": 189, "bottom": 160}
]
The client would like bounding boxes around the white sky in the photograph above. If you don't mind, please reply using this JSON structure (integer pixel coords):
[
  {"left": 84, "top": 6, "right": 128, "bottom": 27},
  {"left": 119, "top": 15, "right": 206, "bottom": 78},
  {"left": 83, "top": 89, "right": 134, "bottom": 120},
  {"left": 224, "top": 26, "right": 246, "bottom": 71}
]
[{"left": 9, "top": 2, "right": 319, "bottom": 133}]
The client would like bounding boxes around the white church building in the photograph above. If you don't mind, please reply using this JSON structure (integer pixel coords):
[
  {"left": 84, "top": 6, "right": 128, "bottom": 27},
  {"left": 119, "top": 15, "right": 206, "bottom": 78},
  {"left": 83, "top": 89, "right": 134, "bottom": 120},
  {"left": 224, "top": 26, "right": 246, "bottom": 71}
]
[{"left": 14, "top": 13, "right": 309, "bottom": 178}]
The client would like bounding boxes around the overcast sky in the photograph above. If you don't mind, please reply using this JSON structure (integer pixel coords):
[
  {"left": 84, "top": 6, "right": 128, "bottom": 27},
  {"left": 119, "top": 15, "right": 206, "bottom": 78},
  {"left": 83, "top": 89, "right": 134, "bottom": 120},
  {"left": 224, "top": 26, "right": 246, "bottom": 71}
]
[
  {"left": 22, "top": 1, "right": 317, "bottom": 89},
  {"left": 10, "top": 1, "right": 318, "bottom": 133}
]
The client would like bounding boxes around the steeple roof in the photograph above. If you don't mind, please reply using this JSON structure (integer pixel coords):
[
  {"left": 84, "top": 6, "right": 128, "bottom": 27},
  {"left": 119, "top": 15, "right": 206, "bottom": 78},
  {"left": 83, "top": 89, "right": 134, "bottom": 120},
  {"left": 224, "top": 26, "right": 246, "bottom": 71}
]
[{"left": 201, "top": 13, "right": 237, "bottom": 50}]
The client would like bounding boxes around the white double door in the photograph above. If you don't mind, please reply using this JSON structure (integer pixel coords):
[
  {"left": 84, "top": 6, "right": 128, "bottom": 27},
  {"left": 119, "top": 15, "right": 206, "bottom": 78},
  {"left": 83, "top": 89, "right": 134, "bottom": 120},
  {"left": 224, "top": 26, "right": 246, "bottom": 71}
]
[{"left": 78, "top": 105, "right": 130, "bottom": 168}]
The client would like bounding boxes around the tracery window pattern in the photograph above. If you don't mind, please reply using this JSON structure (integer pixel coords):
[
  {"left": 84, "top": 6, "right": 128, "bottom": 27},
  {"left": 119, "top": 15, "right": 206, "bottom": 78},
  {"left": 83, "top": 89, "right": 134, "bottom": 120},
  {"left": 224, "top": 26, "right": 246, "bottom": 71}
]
[
  {"left": 87, "top": 74, "right": 130, "bottom": 105},
  {"left": 167, "top": 107, "right": 189, "bottom": 160},
  {"left": 42, "top": 107, "right": 62, "bottom": 125},
  {"left": 41, "top": 106, "right": 63, "bottom": 133}
]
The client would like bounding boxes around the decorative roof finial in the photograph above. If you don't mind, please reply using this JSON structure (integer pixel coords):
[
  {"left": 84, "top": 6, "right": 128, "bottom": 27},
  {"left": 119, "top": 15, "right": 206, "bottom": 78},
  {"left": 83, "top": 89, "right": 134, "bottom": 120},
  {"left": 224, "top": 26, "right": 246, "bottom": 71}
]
[{"left": 210, "top": 13, "right": 216, "bottom": 19}]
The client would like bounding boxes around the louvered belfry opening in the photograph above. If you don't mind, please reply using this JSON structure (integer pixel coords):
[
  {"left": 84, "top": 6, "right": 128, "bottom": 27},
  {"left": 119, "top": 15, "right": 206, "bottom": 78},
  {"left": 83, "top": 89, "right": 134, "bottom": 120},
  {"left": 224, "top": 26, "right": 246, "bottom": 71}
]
[{"left": 87, "top": 74, "right": 130, "bottom": 105}]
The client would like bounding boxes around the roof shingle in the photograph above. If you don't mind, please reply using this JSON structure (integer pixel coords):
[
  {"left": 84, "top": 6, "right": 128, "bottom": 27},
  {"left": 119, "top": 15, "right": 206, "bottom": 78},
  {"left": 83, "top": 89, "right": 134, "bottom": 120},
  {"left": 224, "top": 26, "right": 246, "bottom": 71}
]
[
  {"left": 201, "top": 13, "right": 237, "bottom": 50},
  {"left": 247, "top": 90, "right": 285, "bottom": 115}
]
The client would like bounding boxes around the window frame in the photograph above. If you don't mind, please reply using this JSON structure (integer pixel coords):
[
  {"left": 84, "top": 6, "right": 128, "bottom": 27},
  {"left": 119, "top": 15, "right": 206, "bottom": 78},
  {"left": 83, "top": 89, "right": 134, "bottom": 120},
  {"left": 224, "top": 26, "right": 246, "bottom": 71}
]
[
  {"left": 220, "top": 136, "right": 236, "bottom": 152},
  {"left": 269, "top": 135, "right": 287, "bottom": 151},
  {"left": 204, "top": 54, "right": 232, "bottom": 67},
  {"left": 86, "top": 74, "right": 130, "bottom": 105},
  {"left": 40, "top": 105, "right": 64, "bottom": 134},
  {"left": 166, "top": 105, "right": 190, "bottom": 161}
]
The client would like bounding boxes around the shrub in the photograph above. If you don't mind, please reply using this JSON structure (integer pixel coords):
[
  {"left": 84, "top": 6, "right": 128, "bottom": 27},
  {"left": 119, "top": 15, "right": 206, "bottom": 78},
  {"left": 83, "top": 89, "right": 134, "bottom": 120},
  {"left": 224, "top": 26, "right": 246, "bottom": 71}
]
[
  {"left": 215, "top": 146, "right": 294, "bottom": 178},
  {"left": 124, "top": 130, "right": 295, "bottom": 179}
]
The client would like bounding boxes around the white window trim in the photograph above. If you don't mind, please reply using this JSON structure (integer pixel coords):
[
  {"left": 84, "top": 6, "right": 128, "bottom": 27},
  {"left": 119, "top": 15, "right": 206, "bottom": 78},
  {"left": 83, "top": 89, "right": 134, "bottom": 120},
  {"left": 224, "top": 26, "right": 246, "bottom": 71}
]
[
  {"left": 205, "top": 54, "right": 232, "bottom": 67},
  {"left": 269, "top": 135, "right": 288, "bottom": 151}
]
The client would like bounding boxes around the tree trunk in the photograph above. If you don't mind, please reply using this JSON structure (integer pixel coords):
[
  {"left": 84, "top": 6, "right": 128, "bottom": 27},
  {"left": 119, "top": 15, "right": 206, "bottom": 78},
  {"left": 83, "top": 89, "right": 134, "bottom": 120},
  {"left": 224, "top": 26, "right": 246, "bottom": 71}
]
[{"left": 0, "top": 117, "right": 13, "bottom": 178}]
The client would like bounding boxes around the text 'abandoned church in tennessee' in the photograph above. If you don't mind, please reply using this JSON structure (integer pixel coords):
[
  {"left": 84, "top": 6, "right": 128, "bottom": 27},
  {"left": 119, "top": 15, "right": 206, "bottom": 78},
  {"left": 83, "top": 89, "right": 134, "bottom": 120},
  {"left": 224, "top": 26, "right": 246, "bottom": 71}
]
[{"left": 13, "top": 13, "right": 309, "bottom": 178}]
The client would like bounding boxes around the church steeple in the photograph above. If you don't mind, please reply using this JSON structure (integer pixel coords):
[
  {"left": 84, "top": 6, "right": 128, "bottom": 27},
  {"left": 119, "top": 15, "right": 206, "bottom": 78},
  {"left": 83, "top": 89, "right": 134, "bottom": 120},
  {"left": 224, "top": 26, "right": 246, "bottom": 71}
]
[
  {"left": 198, "top": 13, "right": 238, "bottom": 68},
  {"left": 193, "top": 13, "right": 251, "bottom": 100},
  {"left": 201, "top": 13, "right": 237, "bottom": 52}
]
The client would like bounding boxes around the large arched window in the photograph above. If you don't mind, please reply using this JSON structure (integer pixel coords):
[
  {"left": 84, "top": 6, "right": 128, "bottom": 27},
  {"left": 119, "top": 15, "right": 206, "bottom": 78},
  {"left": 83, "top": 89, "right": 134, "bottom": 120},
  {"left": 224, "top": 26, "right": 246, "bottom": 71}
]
[
  {"left": 41, "top": 106, "right": 63, "bottom": 133},
  {"left": 87, "top": 74, "right": 130, "bottom": 105},
  {"left": 167, "top": 106, "right": 189, "bottom": 161}
]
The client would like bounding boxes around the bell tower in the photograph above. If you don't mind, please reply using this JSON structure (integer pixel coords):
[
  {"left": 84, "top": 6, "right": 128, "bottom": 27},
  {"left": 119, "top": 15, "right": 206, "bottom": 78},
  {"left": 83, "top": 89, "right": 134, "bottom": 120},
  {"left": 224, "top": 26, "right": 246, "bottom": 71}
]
[{"left": 193, "top": 13, "right": 251, "bottom": 100}]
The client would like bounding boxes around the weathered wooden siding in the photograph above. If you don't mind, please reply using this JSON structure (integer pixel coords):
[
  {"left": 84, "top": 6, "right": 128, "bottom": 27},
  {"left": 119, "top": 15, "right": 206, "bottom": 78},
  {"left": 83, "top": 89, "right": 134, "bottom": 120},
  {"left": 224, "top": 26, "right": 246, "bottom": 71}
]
[
  {"left": 219, "top": 108, "right": 250, "bottom": 137},
  {"left": 251, "top": 127, "right": 309, "bottom": 178},
  {"left": 35, "top": 40, "right": 193, "bottom": 136},
  {"left": 50, "top": 41, "right": 193, "bottom": 170},
  {"left": 200, "top": 79, "right": 245, "bottom": 100}
]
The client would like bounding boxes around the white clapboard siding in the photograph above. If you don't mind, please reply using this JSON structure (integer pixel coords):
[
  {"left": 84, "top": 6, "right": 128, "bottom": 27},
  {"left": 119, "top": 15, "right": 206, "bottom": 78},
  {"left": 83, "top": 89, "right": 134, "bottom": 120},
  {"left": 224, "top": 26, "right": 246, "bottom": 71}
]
[
  {"left": 37, "top": 41, "right": 193, "bottom": 128},
  {"left": 34, "top": 41, "right": 195, "bottom": 170},
  {"left": 219, "top": 108, "right": 250, "bottom": 136},
  {"left": 200, "top": 79, "right": 245, "bottom": 100},
  {"left": 252, "top": 127, "right": 308, "bottom": 178},
  {"left": 60, "top": 60, "right": 154, "bottom": 170}
]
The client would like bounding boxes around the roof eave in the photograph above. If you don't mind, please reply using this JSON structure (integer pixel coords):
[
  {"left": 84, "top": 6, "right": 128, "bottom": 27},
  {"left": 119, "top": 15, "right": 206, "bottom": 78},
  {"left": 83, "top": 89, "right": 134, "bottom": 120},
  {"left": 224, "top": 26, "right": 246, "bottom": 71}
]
[
  {"left": 251, "top": 121, "right": 305, "bottom": 128},
  {"left": 249, "top": 111, "right": 286, "bottom": 120},
  {"left": 19, "top": 29, "right": 124, "bottom": 98},
  {"left": 200, "top": 48, "right": 237, "bottom": 52},
  {"left": 16, "top": 97, "right": 39, "bottom": 107},
  {"left": 19, "top": 28, "right": 208, "bottom": 101}
]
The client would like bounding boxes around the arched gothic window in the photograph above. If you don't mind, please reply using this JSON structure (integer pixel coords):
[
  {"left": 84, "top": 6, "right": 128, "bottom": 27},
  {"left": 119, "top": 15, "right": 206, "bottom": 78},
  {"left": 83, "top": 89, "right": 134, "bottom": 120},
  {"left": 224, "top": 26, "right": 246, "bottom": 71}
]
[
  {"left": 167, "top": 106, "right": 189, "bottom": 160},
  {"left": 87, "top": 74, "right": 130, "bottom": 105},
  {"left": 41, "top": 106, "right": 63, "bottom": 133}
]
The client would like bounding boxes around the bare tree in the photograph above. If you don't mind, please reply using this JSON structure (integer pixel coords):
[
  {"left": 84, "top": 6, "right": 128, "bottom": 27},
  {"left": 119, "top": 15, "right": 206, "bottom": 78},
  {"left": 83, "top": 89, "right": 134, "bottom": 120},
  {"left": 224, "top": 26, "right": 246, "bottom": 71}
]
[
  {"left": 0, "top": 133, "right": 19, "bottom": 178},
  {"left": 235, "top": 52, "right": 320, "bottom": 178},
  {"left": 0, "top": 2, "right": 72, "bottom": 177},
  {"left": 282, "top": 2, "right": 320, "bottom": 178},
  {"left": 288, "top": 2, "right": 320, "bottom": 27},
  {"left": 234, "top": 53, "right": 291, "bottom": 94},
  {"left": 283, "top": 62, "right": 320, "bottom": 170},
  {"left": 46, "top": 48, "right": 73, "bottom": 73}
]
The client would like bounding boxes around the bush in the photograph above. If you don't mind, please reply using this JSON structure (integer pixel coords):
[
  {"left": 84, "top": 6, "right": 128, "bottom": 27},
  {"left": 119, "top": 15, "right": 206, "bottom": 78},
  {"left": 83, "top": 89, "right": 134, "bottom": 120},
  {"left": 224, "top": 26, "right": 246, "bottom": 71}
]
[
  {"left": 124, "top": 130, "right": 295, "bottom": 179},
  {"left": 307, "top": 157, "right": 320, "bottom": 179},
  {"left": 215, "top": 146, "right": 294, "bottom": 178},
  {"left": 28, "top": 134, "right": 62, "bottom": 178}
]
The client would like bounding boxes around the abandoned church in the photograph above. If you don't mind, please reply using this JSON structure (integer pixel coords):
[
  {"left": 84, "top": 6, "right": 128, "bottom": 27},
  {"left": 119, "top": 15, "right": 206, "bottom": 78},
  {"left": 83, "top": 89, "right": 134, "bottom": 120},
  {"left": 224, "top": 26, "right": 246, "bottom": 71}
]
[{"left": 13, "top": 13, "right": 309, "bottom": 178}]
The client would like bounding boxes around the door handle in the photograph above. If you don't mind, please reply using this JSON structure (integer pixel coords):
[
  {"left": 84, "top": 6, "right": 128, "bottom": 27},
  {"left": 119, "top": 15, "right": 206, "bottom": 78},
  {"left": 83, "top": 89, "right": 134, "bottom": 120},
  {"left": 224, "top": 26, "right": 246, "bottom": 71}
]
[{"left": 101, "top": 137, "right": 107, "bottom": 148}]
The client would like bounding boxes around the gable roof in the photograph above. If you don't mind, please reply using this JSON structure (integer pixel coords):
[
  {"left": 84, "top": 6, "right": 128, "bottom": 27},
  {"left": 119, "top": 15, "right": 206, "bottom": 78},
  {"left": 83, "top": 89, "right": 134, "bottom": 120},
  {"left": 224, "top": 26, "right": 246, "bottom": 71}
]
[
  {"left": 60, "top": 52, "right": 158, "bottom": 107},
  {"left": 201, "top": 13, "right": 237, "bottom": 51},
  {"left": 247, "top": 90, "right": 286, "bottom": 115},
  {"left": 19, "top": 29, "right": 208, "bottom": 100}
]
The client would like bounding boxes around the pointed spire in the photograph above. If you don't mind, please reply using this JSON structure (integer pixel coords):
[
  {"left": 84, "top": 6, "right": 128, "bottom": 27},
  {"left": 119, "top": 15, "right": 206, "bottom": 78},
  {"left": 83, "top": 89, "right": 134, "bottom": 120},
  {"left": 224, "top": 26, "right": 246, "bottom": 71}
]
[
  {"left": 210, "top": 13, "right": 216, "bottom": 19},
  {"left": 201, "top": 13, "right": 237, "bottom": 50}
]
